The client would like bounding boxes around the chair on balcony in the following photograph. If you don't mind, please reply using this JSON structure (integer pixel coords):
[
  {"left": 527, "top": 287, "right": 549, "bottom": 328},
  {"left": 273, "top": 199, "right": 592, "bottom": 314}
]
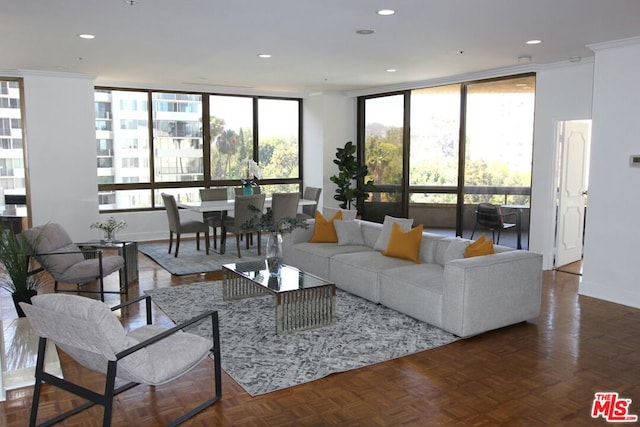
[
  {"left": 470, "top": 203, "right": 518, "bottom": 245},
  {"left": 199, "top": 188, "right": 228, "bottom": 250}
]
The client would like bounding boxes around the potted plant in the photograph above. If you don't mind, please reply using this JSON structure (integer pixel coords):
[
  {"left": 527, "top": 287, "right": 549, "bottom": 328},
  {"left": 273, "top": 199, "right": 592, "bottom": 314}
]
[
  {"left": 243, "top": 207, "right": 309, "bottom": 275},
  {"left": 0, "top": 228, "right": 43, "bottom": 317},
  {"left": 329, "top": 141, "right": 372, "bottom": 212}
]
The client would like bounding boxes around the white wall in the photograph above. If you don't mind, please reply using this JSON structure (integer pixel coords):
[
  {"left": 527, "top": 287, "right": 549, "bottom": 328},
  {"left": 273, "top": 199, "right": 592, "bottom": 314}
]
[
  {"left": 21, "top": 72, "right": 100, "bottom": 241},
  {"left": 528, "top": 61, "right": 595, "bottom": 269},
  {"left": 303, "top": 93, "right": 357, "bottom": 212},
  {"left": 580, "top": 37, "right": 640, "bottom": 308}
]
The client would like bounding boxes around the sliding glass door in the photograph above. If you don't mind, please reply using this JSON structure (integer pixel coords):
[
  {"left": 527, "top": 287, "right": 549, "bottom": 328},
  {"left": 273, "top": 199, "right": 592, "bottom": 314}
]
[
  {"left": 357, "top": 74, "right": 536, "bottom": 248},
  {"left": 461, "top": 76, "right": 535, "bottom": 247},
  {"left": 361, "top": 94, "right": 405, "bottom": 222}
]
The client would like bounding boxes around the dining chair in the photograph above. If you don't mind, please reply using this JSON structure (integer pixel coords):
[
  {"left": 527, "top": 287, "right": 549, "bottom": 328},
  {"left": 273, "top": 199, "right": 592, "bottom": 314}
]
[
  {"left": 470, "top": 203, "right": 518, "bottom": 245},
  {"left": 297, "top": 186, "right": 322, "bottom": 220},
  {"left": 220, "top": 194, "right": 266, "bottom": 258},
  {"left": 199, "top": 188, "right": 228, "bottom": 250},
  {"left": 161, "top": 193, "right": 210, "bottom": 257},
  {"left": 21, "top": 293, "right": 221, "bottom": 426},
  {"left": 271, "top": 192, "right": 300, "bottom": 231}
]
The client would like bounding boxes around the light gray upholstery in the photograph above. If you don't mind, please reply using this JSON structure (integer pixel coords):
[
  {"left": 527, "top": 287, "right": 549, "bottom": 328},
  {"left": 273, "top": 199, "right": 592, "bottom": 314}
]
[
  {"left": 297, "top": 187, "right": 321, "bottom": 219},
  {"left": 161, "top": 193, "right": 210, "bottom": 257},
  {"left": 20, "top": 293, "right": 222, "bottom": 425},
  {"left": 199, "top": 188, "right": 227, "bottom": 249},
  {"left": 270, "top": 192, "right": 300, "bottom": 230},
  {"left": 21, "top": 223, "right": 125, "bottom": 301},
  {"left": 221, "top": 194, "right": 266, "bottom": 257},
  {"left": 283, "top": 218, "right": 543, "bottom": 338}
]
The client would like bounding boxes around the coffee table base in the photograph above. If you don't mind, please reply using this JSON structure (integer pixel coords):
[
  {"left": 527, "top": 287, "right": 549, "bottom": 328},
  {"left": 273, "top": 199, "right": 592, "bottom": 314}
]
[
  {"left": 223, "top": 272, "right": 335, "bottom": 335},
  {"left": 276, "top": 286, "right": 335, "bottom": 335}
]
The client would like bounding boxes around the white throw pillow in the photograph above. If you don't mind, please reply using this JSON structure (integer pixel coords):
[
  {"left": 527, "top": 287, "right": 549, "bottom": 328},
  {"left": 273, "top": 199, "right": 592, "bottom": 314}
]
[
  {"left": 373, "top": 215, "right": 414, "bottom": 251},
  {"left": 334, "top": 220, "right": 365, "bottom": 246},
  {"left": 442, "top": 237, "right": 470, "bottom": 264},
  {"left": 323, "top": 207, "right": 358, "bottom": 221}
]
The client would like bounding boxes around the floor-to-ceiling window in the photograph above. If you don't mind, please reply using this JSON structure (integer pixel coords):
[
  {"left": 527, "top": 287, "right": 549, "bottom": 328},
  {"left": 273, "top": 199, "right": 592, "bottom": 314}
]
[
  {"left": 360, "top": 93, "right": 405, "bottom": 222},
  {"left": 408, "top": 84, "right": 461, "bottom": 230},
  {"left": 358, "top": 73, "right": 535, "bottom": 248},
  {"left": 94, "top": 88, "right": 302, "bottom": 212},
  {"left": 461, "top": 76, "right": 535, "bottom": 247}
]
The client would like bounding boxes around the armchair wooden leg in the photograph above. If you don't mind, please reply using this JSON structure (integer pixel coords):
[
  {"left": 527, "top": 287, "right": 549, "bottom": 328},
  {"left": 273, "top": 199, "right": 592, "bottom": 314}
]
[
  {"left": 236, "top": 235, "right": 241, "bottom": 258},
  {"left": 168, "top": 232, "right": 174, "bottom": 254},
  {"left": 175, "top": 234, "right": 181, "bottom": 257}
]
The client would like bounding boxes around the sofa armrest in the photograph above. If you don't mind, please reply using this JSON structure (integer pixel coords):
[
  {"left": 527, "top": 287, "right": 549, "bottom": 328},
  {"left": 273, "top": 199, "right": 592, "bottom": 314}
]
[{"left": 442, "top": 250, "right": 542, "bottom": 338}]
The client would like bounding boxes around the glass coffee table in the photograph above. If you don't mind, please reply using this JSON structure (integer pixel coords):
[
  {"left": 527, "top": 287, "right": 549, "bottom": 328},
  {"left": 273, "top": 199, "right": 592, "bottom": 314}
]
[{"left": 222, "top": 261, "right": 336, "bottom": 335}]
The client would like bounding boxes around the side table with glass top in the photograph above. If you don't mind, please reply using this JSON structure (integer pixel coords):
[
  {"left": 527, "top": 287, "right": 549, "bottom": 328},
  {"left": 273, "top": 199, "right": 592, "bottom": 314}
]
[
  {"left": 222, "top": 261, "right": 336, "bottom": 335},
  {"left": 77, "top": 241, "right": 139, "bottom": 294}
]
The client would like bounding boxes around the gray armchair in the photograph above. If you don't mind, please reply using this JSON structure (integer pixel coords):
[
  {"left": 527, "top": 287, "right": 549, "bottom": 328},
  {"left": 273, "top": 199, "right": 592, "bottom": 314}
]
[
  {"left": 21, "top": 223, "right": 126, "bottom": 302},
  {"left": 161, "top": 193, "right": 210, "bottom": 257},
  {"left": 20, "top": 293, "right": 221, "bottom": 426}
]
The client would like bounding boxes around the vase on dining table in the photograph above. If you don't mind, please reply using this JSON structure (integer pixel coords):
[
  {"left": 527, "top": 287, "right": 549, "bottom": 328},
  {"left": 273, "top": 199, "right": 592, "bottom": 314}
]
[
  {"left": 266, "top": 231, "right": 283, "bottom": 277},
  {"left": 241, "top": 179, "right": 253, "bottom": 195}
]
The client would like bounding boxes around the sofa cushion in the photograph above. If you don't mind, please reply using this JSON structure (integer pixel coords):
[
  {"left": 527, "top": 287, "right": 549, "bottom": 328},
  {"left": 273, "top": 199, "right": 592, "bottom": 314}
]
[
  {"left": 287, "top": 242, "right": 372, "bottom": 280},
  {"left": 379, "top": 263, "right": 445, "bottom": 326},
  {"left": 382, "top": 223, "right": 423, "bottom": 263},
  {"left": 435, "top": 237, "right": 470, "bottom": 265},
  {"left": 334, "top": 220, "right": 365, "bottom": 246},
  {"left": 373, "top": 215, "right": 414, "bottom": 251},
  {"left": 308, "top": 210, "right": 342, "bottom": 243},
  {"left": 330, "top": 251, "right": 416, "bottom": 303},
  {"left": 323, "top": 207, "right": 358, "bottom": 221}
]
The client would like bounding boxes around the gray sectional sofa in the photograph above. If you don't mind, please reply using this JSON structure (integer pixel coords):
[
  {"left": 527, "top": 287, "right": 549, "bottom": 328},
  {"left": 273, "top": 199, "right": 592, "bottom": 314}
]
[{"left": 282, "top": 216, "right": 543, "bottom": 338}]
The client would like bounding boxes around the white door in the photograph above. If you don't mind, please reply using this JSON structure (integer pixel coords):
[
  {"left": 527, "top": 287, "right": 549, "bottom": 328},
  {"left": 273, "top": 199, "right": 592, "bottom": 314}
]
[{"left": 555, "top": 120, "right": 591, "bottom": 268}]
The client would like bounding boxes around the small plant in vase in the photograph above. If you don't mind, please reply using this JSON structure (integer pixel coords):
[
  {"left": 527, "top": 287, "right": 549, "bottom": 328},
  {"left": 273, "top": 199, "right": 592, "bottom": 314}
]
[
  {"left": 240, "top": 159, "right": 262, "bottom": 195},
  {"left": 242, "top": 206, "right": 309, "bottom": 275},
  {"left": 90, "top": 217, "right": 127, "bottom": 244}
]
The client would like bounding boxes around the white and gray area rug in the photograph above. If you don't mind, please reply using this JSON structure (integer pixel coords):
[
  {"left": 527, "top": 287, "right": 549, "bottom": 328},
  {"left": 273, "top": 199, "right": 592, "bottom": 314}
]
[
  {"left": 146, "top": 281, "right": 459, "bottom": 396},
  {"left": 138, "top": 240, "right": 265, "bottom": 275}
]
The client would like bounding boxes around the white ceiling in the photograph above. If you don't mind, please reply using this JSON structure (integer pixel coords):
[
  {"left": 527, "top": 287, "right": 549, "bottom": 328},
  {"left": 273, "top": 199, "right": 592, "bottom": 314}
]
[{"left": 3, "top": 0, "right": 640, "bottom": 95}]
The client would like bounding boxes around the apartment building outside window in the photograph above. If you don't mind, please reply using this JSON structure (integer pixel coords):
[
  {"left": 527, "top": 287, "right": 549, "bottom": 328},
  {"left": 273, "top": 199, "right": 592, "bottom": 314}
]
[
  {"left": 95, "top": 88, "right": 302, "bottom": 211},
  {"left": 0, "top": 79, "right": 26, "bottom": 198}
]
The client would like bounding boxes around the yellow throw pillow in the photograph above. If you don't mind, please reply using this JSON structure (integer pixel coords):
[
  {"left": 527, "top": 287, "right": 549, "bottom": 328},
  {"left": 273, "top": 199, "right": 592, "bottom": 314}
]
[
  {"left": 308, "top": 210, "right": 343, "bottom": 243},
  {"left": 465, "top": 235, "right": 495, "bottom": 258},
  {"left": 382, "top": 222, "right": 423, "bottom": 263}
]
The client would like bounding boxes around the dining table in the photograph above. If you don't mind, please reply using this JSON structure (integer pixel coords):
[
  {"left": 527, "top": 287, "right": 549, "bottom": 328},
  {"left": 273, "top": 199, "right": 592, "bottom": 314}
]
[{"left": 178, "top": 197, "right": 317, "bottom": 215}]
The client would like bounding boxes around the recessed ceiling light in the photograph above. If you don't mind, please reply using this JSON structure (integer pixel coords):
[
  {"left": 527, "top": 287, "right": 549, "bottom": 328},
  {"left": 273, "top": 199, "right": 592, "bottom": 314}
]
[
  {"left": 78, "top": 34, "right": 95, "bottom": 39},
  {"left": 526, "top": 39, "right": 542, "bottom": 45},
  {"left": 377, "top": 9, "right": 395, "bottom": 16},
  {"left": 356, "top": 29, "right": 375, "bottom": 35},
  {"left": 386, "top": 69, "right": 397, "bottom": 73},
  {"left": 257, "top": 54, "right": 272, "bottom": 58}
]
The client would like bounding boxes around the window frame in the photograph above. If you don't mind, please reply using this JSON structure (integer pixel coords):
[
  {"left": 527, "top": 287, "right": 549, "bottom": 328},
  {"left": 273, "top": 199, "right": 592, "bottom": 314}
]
[{"left": 95, "top": 87, "right": 303, "bottom": 212}]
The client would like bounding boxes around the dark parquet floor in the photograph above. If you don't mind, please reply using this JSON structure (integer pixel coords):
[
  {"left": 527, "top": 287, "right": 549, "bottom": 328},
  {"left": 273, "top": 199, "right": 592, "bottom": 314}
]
[{"left": 1, "top": 248, "right": 638, "bottom": 426}]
